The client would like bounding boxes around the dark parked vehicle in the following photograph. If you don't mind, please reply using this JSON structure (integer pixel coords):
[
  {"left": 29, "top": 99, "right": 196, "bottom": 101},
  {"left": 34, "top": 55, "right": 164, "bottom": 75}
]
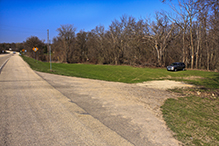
[{"left": 167, "top": 62, "right": 185, "bottom": 71}]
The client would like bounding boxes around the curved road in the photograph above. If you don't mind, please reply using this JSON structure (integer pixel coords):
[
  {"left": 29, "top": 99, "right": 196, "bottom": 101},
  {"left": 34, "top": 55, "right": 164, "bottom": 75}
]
[
  {"left": 0, "top": 54, "right": 180, "bottom": 146},
  {"left": 0, "top": 54, "right": 12, "bottom": 72},
  {"left": 0, "top": 55, "right": 132, "bottom": 146}
]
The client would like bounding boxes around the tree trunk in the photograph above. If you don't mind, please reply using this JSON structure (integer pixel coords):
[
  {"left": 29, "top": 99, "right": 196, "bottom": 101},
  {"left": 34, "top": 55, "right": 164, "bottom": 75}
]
[
  {"left": 61, "top": 37, "right": 67, "bottom": 63},
  {"left": 190, "top": 18, "right": 194, "bottom": 69},
  {"left": 182, "top": 28, "right": 185, "bottom": 63},
  {"left": 198, "top": 22, "right": 203, "bottom": 69},
  {"left": 185, "top": 47, "right": 188, "bottom": 68},
  {"left": 210, "top": 50, "right": 214, "bottom": 70},
  {"left": 207, "top": 44, "right": 210, "bottom": 70},
  {"left": 199, "top": 45, "right": 202, "bottom": 69},
  {"left": 196, "top": 27, "right": 200, "bottom": 69},
  {"left": 115, "top": 56, "right": 117, "bottom": 65},
  {"left": 159, "top": 48, "right": 163, "bottom": 66},
  {"left": 155, "top": 40, "right": 161, "bottom": 66}
]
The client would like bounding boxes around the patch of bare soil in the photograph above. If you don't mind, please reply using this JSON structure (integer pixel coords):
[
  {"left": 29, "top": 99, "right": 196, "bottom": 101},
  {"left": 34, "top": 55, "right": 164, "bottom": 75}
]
[
  {"left": 136, "top": 80, "right": 194, "bottom": 90},
  {"left": 182, "top": 76, "right": 204, "bottom": 80},
  {"left": 158, "top": 75, "right": 204, "bottom": 80}
]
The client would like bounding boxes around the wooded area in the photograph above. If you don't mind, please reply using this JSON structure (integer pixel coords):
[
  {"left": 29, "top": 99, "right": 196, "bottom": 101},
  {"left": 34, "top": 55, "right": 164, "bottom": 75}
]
[{"left": 1, "top": 0, "right": 218, "bottom": 71}]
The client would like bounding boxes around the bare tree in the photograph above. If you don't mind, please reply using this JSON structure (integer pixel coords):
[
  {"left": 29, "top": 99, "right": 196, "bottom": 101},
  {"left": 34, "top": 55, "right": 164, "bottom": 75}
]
[
  {"left": 162, "top": 2, "right": 189, "bottom": 66},
  {"left": 24, "top": 36, "right": 45, "bottom": 60},
  {"left": 56, "top": 24, "right": 76, "bottom": 63},
  {"left": 46, "top": 0, "right": 218, "bottom": 70},
  {"left": 207, "top": 0, "right": 219, "bottom": 70},
  {"left": 107, "top": 19, "right": 124, "bottom": 65},
  {"left": 145, "top": 13, "right": 177, "bottom": 66},
  {"left": 76, "top": 30, "right": 88, "bottom": 62},
  {"left": 163, "top": 0, "right": 199, "bottom": 69}
]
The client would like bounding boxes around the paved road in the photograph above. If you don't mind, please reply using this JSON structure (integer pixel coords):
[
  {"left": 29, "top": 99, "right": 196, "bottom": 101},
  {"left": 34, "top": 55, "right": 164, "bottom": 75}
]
[
  {"left": 0, "top": 55, "right": 133, "bottom": 146},
  {"left": 0, "top": 54, "right": 12, "bottom": 71},
  {"left": 36, "top": 72, "right": 180, "bottom": 146}
]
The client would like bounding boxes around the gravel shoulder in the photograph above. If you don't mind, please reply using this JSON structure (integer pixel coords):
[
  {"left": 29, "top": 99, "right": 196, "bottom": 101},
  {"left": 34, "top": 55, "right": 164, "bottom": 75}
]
[{"left": 36, "top": 72, "right": 193, "bottom": 145}]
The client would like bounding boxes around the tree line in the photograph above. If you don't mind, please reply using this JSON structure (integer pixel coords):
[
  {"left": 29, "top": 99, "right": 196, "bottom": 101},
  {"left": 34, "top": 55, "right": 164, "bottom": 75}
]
[{"left": 1, "top": 0, "right": 218, "bottom": 71}]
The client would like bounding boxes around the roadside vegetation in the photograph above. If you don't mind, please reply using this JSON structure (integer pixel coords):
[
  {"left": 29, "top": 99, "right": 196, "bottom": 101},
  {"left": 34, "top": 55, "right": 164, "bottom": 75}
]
[
  {"left": 161, "top": 74, "right": 219, "bottom": 145},
  {"left": 22, "top": 55, "right": 219, "bottom": 145},
  {"left": 1, "top": 0, "right": 218, "bottom": 145},
  {"left": 161, "top": 95, "right": 219, "bottom": 145},
  {"left": 21, "top": 55, "right": 218, "bottom": 87},
  {"left": 2, "top": 1, "right": 219, "bottom": 71}
]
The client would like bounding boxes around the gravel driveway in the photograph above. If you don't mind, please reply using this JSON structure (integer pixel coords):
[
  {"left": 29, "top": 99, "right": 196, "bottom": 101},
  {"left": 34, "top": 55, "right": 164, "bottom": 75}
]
[{"left": 36, "top": 72, "right": 193, "bottom": 145}]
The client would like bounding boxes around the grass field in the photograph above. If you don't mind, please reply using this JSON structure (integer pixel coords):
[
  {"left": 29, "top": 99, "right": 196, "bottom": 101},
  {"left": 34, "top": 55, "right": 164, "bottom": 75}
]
[
  {"left": 22, "top": 55, "right": 219, "bottom": 145},
  {"left": 21, "top": 55, "right": 219, "bottom": 88},
  {"left": 161, "top": 95, "right": 219, "bottom": 145}
]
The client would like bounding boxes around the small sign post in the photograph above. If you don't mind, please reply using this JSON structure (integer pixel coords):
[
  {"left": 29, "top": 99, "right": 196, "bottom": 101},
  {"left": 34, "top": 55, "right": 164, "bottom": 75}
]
[
  {"left": 32, "top": 47, "right": 38, "bottom": 52},
  {"left": 32, "top": 47, "right": 38, "bottom": 60}
]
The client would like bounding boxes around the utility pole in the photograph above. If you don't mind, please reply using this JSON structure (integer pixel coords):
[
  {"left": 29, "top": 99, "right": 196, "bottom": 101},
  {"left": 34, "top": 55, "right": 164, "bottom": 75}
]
[
  {"left": 47, "top": 29, "right": 52, "bottom": 71},
  {"left": 47, "top": 29, "right": 49, "bottom": 62}
]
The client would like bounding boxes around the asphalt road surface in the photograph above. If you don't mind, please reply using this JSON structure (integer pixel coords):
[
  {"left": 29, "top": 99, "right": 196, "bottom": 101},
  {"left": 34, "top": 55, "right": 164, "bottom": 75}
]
[
  {"left": 0, "top": 55, "right": 133, "bottom": 146},
  {"left": 0, "top": 54, "right": 12, "bottom": 72},
  {"left": 0, "top": 54, "right": 181, "bottom": 146}
]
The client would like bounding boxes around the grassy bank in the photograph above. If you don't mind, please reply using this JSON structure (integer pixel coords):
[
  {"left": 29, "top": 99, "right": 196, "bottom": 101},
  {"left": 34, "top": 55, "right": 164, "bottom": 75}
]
[
  {"left": 21, "top": 55, "right": 218, "bottom": 88},
  {"left": 22, "top": 55, "right": 219, "bottom": 145},
  {"left": 161, "top": 95, "right": 219, "bottom": 145}
]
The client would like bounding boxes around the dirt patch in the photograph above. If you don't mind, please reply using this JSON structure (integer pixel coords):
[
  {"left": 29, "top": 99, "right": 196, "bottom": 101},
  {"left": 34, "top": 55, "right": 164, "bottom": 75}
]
[
  {"left": 136, "top": 80, "right": 194, "bottom": 90},
  {"left": 182, "top": 76, "right": 204, "bottom": 80},
  {"left": 158, "top": 75, "right": 204, "bottom": 80}
]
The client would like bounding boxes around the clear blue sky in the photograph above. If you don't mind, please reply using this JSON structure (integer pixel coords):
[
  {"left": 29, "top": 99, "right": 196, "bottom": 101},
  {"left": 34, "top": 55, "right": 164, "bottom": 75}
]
[{"left": 0, "top": 0, "right": 173, "bottom": 43}]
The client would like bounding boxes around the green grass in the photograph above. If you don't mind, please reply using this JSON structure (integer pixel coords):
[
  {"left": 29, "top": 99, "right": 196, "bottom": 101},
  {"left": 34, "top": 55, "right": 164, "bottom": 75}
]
[
  {"left": 22, "top": 55, "right": 219, "bottom": 145},
  {"left": 21, "top": 55, "right": 219, "bottom": 88},
  {"left": 161, "top": 96, "right": 219, "bottom": 145}
]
